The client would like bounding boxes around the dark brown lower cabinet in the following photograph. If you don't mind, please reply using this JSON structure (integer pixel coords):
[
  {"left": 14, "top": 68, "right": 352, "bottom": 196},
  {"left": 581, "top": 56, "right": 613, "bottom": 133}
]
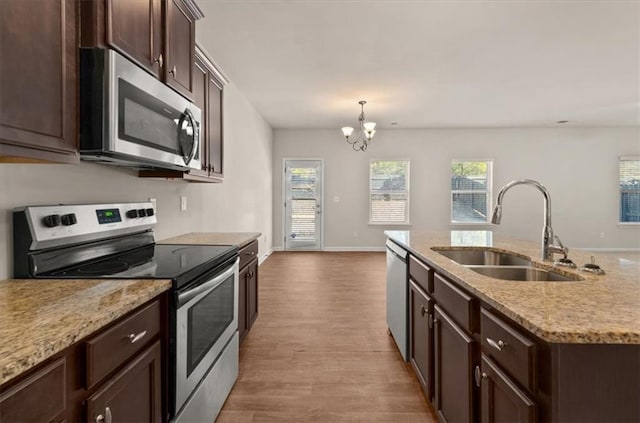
[
  {"left": 0, "top": 358, "right": 66, "bottom": 422},
  {"left": 479, "top": 353, "right": 536, "bottom": 423},
  {"left": 0, "top": 296, "right": 167, "bottom": 422},
  {"left": 434, "top": 304, "right": 476, "bottom": 423},
  {"left": 409, "top": 280, "right": 433, "bottom": 400},
  {"left": 86, "top": 340, "right": 162, "bottom": 423},
  {"left": 239, "top": 257, "right": 259, "bottom": 342}
]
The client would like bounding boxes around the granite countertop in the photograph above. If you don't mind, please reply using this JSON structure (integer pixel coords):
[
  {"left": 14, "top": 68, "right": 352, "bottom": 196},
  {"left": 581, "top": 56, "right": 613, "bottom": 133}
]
[
  {"left": 0, "top": 278, "right": 171, "bottom": 386},
  {"left": 158, "top": 232, "right": 261, "bottom": 248},
  {"left": 385, "top": 230, "right": 640, "bottom": 345}
]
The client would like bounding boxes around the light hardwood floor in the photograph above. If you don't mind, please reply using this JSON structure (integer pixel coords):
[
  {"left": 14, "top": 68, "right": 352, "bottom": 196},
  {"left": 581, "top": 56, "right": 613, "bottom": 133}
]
[{"left": 216, "top": 252, "right": 438, "bottom": 423}]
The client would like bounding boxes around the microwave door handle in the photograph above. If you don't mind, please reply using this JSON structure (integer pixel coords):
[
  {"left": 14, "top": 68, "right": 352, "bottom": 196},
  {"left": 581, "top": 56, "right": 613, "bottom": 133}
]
[
  {"left": 184, "top": 109, "right": 198, "bottom": 165},
  {"left": 177, "top": 108, "right": 198, "bottom": 166}
]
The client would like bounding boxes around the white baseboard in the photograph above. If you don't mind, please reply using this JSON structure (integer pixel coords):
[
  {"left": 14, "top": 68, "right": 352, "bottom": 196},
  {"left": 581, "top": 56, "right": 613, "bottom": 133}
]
[
  {"left": 269, "top": 246, "right": 386, "bottom": 252},
  {"left": 259, "top": 248, "right": 274, "bottom": 265},
  {"left": 323, "top": 246, "right": 386, "bottom": 252},
  {"left": 574, "top": 247, "right": 640, "bottom": 252}
]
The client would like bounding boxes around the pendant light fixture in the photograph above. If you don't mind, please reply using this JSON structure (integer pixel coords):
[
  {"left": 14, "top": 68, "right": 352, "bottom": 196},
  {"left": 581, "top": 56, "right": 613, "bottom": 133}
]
[{"left": 341, "top": 100, "right": 376, "bottom": 151}]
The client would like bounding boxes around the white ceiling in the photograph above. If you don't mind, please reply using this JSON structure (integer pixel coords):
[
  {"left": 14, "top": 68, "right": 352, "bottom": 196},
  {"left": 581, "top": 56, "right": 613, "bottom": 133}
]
[{"left": 196, "top": 0, "right": 640, "bottom": 129}]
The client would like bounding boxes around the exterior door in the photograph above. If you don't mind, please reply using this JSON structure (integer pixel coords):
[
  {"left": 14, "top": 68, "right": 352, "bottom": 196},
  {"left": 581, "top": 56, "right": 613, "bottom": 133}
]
[{"left": 284, "top": 160, "right": 323, "bottom": 250}]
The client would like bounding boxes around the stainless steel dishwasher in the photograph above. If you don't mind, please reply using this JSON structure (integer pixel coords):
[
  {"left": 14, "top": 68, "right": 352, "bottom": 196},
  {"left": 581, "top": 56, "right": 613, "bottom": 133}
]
[{"left": 386, "top": 239, "right": 409, "bottom": 361}]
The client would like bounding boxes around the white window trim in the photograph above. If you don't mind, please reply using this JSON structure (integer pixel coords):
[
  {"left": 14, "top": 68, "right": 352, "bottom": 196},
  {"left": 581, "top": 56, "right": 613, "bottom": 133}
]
[
  {"left": 368, "top": 159, "right": 411, "bottom": 226},
  {"left": 450, "top": 159, "right": 493, "bottom": 225},
  {"left": 619, "top": 156, "right": 640, "bottom": 226}
]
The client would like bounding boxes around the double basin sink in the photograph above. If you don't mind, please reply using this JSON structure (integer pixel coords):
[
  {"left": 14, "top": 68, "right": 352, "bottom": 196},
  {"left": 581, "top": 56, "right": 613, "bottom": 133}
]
[{"left": 432, "top": 248, "right": 583, "bottom": 282}]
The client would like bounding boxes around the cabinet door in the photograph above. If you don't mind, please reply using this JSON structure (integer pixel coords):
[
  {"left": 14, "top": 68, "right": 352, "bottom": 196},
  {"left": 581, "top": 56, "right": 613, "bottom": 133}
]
[
  {"left": 106, "top": 0, "right": 162, "bottom": 77},
  {"left": 247, "top": 259, "right": 259, "bottom": 328},
  {"left": 207, "top": 74, "right": 223, "bottom": 177},
  {"left": 0, "top": 0, "right": 78, "bottom": 163},
  {"left": 86, "top": 341, "right": 162, "bottom": 423},
  {"left": 479, "top": 354, "right": 536, "bottom": 423},
  {"left": 0, "top": 358, "right": 66, "bottom": 423},
  {"left": 434, "top": 305, "right": 476, "bottom": 423},
  {"left": 192, "top": 55, "right": 210, "bottom": 176},
  {"left": 238, "top": 264, "right": 249, "bottom": 342},
  {"left": 409, "top": 280, "right": 433, "bottom": 400},
  {"left": 165, "top": 0, "right": 195, "bottom": 99}
]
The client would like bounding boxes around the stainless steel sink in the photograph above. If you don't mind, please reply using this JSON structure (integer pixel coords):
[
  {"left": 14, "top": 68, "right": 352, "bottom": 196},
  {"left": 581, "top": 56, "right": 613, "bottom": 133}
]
[
  {"left": 433, "top": 248, "right": 531, "bottom": 266},
  {"left": 465, "top": 265, "right": 582, "bottom": 282}
]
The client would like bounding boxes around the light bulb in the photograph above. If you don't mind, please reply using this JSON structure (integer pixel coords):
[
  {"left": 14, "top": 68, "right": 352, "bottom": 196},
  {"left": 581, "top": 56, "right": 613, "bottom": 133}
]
[
  {"left": 341, "top": 127, "right": 354, "bottom": 138},
  {"left": 366, "top": 129, "right": 376, "bottom": 140},
  {"left": 363, "top": 122, "right": 376, "bottom": 132}
]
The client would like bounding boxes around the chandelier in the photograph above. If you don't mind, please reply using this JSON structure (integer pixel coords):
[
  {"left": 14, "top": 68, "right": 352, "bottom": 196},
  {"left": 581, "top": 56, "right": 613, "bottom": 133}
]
[{"left": 341, "top": 100, "right": 376, "bottom": 151}]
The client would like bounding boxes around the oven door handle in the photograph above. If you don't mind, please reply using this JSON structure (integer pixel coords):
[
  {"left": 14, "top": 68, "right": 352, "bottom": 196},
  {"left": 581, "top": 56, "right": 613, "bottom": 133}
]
[{"left": 177, "top": 258, "right": 238, "bottom": 307}]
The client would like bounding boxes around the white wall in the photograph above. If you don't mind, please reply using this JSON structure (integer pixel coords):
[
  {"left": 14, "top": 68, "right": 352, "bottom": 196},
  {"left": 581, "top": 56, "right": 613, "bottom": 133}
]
[
  {"left": 273, "top": 127, "right": 640, "bottom": 250},
  {"left": 0, "top": 82, "right": 273, "bottom": 280}
]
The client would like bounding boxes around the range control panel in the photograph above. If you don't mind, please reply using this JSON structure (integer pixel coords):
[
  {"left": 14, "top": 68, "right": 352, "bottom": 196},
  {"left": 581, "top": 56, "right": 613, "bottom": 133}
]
[{"left": 18, "top": 202, "right": 157, "bottom": 249}]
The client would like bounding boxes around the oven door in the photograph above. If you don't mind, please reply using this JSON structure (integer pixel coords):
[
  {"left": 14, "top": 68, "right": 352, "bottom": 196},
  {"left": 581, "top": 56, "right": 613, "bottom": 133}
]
[{"left": 175, "top": 258, "right": 238, "bottom": 413}]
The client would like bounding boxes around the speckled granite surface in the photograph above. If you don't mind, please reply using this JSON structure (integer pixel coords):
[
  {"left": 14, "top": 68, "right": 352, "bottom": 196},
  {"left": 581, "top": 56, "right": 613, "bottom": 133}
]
[
  {"left": 0, "top": 279, "right": 171, "bottom": 386},
  {"left": 386, "top": 230, "right": 640, "bottom": 344},
  {"left": 158, "top": 232, "right": 261, "bottom": 248}
]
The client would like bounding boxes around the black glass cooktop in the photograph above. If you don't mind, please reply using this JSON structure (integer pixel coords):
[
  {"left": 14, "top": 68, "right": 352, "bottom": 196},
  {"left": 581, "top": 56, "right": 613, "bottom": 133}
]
[{"left": 43, "top": 244, "right": 238, "bottom": 288}]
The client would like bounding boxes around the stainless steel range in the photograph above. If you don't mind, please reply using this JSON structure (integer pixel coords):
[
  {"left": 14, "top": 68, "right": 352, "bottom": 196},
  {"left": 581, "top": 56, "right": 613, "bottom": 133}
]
[{"left": 13, "top": 202, "right": 239, "bottom": 422}]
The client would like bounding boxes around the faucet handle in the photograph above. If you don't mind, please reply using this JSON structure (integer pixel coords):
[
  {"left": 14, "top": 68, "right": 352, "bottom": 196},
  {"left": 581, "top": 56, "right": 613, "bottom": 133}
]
[{"left": 553, "top": 235, "right": 569, "bottom": 255}]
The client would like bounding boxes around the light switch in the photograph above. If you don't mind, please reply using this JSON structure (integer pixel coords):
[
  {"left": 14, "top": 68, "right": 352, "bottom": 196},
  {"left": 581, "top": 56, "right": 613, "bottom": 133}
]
[{"left": 333, "top": 196, "right": 340, "bottom": 203}]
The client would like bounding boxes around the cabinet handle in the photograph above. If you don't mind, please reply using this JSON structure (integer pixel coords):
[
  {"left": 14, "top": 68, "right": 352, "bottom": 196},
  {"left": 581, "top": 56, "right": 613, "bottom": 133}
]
[
  {"left": 128, "top": 330, "right": 147, "bottom": 344},
  {"left": 105, "top": 407, "right": 112, "bottom": 423},
  {"left": 474, "top": 365, "right": 487, "bottom": 387},
  {"left": 96, "top": 414, "right": 104, "bottom": 423},
  {"left": 169, "top": 66, "right": 177, "bottom": 77},
  {"left": 420, "top": 305, "right": 426, "bottom": 317},
  {"left": 428, "top": 313, "right": 433, "bottom": 329},
  {"left": 486, "top": 337, "right": 506, "bottom": 351},
  {"left": 153, "top": 53, "right": 163, "bottom": 68}
]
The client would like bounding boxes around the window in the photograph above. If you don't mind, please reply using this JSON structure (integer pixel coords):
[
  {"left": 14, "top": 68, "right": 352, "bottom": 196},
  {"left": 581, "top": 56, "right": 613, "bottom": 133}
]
[
  {"left": 620, "top": 157, "right": 640, "bottom": 224},
  {"left": 451, "top": 160, "right": 492, "bottom": 224},
  {"left": 369, "top": 160, "right": 410, "bottom": 224}
]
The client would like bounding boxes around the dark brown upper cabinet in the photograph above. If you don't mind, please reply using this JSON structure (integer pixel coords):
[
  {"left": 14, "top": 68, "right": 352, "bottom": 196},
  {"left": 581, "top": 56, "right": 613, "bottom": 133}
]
[
  {"left": 0, "top": 0, "right": 79, "bottom": 163},
  {"left": 105, "top": 0, "right": 163, "bottom": 77},
  {"left": 81, "top": 0, "right": 203, "bottom": 99},
  {"left": 165, "top": 0, "right": 199, "bottom": 99}
]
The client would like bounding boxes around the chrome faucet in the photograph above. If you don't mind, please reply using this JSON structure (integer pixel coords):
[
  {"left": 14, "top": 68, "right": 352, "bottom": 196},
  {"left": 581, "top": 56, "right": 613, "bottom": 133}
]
[{"left": 491, "top": 179, "right": 567, "bottom": 261}]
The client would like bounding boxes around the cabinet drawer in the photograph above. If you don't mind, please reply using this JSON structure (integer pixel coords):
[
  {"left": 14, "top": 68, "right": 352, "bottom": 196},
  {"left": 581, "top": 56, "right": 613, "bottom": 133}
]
[
  {"left": 85, "top": 300, "right": 161, "bottom": 388},
  {"left": 433, "top": 273, "right": 477, "bottom": 333},
  {"left": 239, "top": 239, "right": 258, "bottom": 270},
  {"left": 481, "top": 307, "right": 536, "bottom": 392},
  {"left": 0, "top": 358, "right": 66, "bottom": 423},
  {"left": 409, "top": 255, "right": 432, "bottom": 293}
]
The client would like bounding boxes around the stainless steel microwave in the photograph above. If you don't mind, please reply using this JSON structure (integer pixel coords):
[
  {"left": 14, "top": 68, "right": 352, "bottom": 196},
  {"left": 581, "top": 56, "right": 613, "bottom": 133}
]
[{"left": 80, "top": 48, "right": 201, "bottom": 171}]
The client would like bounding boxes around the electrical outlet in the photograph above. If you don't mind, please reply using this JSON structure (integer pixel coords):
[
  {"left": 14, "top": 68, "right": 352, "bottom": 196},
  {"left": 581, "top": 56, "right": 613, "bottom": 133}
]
[
  {"left": 599, "top": 232, "right": 605, "bottom": 239},
  {"left": 180, "top": 196, "right": 187, "bottom": 212},
  {"left": 353, "top": 231, "right": 358, "bottom": 238},
  {"left": 333, "top": 196, "right": 340, "bottom": 203}
]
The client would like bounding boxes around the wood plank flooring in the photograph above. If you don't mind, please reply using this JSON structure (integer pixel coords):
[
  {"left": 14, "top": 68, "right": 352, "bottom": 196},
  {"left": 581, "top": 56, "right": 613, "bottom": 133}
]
[{"left": 216, "top": 252, "right": 438, "bottom": 423}]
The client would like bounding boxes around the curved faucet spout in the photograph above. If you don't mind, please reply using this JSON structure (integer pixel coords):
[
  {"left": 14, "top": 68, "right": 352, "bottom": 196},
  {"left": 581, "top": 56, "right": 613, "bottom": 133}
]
[{"left": 491, "top": 179, "right": 558, "bottom": 260}]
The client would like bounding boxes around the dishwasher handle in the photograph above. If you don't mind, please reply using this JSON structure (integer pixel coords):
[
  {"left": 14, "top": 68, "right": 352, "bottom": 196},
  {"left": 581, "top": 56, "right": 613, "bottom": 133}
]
[{"left": 386, "top": 240, "right": 407, "bottom": 262}]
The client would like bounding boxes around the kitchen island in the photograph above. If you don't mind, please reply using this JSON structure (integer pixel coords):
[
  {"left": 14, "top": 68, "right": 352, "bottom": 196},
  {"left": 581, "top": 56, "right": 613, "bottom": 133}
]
[{"left": 385, "top": 230, "right": 639, "bottom": 423}]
